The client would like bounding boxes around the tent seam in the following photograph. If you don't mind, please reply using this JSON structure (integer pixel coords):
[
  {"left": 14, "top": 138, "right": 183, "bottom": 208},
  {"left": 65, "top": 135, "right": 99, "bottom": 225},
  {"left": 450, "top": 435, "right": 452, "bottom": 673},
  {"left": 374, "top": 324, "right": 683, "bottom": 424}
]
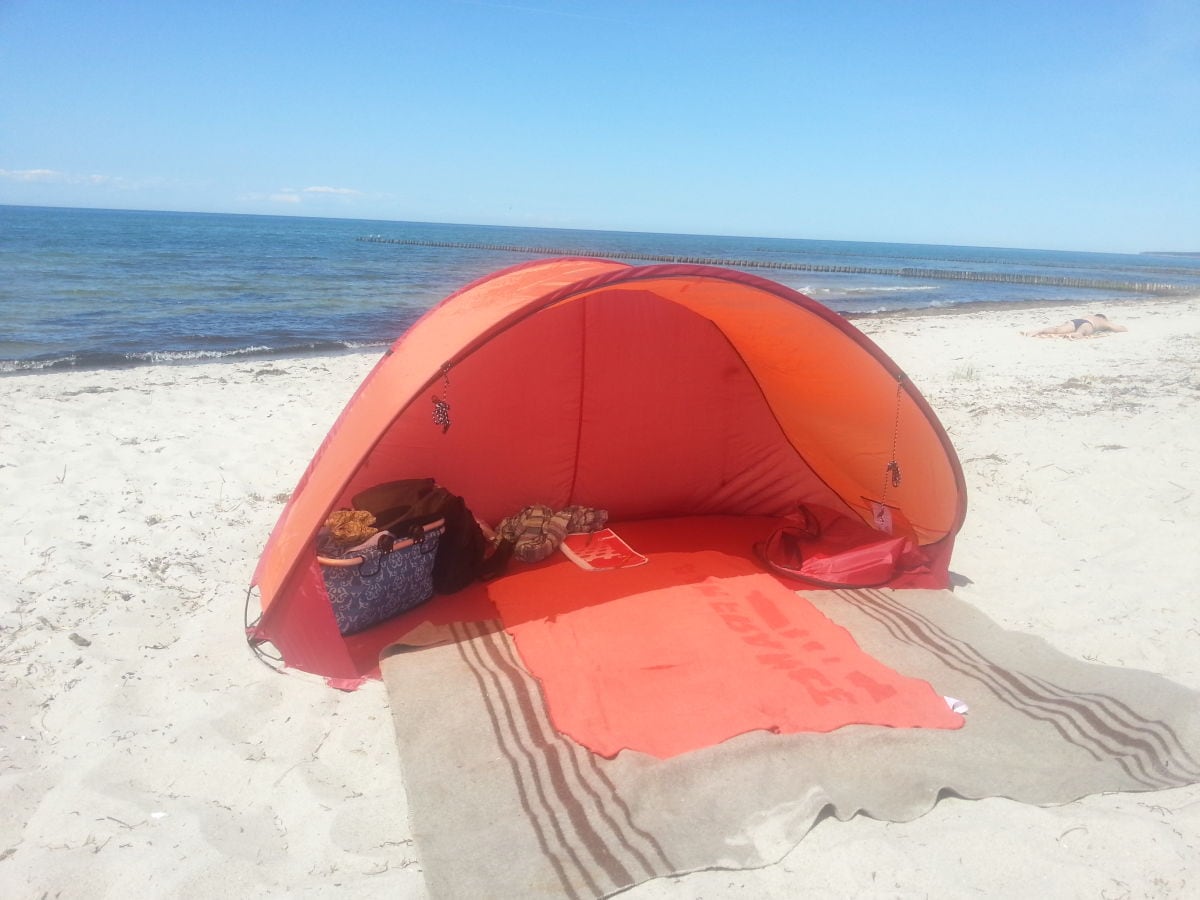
[{"left": 567, "top": 300, "right": 588, "bottom": 504}]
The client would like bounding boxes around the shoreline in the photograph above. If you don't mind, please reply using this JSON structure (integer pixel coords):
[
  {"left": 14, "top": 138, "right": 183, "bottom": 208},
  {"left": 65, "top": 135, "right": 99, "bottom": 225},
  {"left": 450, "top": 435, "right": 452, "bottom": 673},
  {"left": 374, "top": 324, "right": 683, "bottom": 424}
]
[
  {"left": 2, "top": 297, "right": 1198, "bottom": 897},
  {"left": 841, "top": 291, "right": 1193, "bottom": 319},
  {"left": 5, "top": 292, "right": 1197, "bottom": 378},
  {"left": 0, "top": 342, "right": 390, "bottom": 378}
]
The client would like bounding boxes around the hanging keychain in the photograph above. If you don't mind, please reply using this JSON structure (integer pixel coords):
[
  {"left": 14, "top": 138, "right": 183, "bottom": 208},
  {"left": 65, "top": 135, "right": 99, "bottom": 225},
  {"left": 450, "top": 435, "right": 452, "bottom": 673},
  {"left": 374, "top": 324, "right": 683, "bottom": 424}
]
[
  {"left": 872, "top": 375, "right": 905, "bottom": 533},
  {"left": 882, "top": 376, "right": 904, "bottom": 499},
  {"left": 431, "top": 362, "right": 452, "bottom": 433}
]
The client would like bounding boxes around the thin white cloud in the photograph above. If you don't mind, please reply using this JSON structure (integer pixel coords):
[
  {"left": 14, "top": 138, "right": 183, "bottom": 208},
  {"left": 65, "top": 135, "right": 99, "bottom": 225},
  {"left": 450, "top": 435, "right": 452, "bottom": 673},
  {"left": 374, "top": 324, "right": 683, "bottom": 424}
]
[
  {"left": 1, "top": 168, "right": 116, "bottom": 185},
  {"left": 303, "top": 185, "right": 361, "bottom": 196},
  {"left": 1, "top": 168, "right": 68, "bottom": 182},
  {"left": 260, "top": 185, "right": 361, "bottom": 204}
]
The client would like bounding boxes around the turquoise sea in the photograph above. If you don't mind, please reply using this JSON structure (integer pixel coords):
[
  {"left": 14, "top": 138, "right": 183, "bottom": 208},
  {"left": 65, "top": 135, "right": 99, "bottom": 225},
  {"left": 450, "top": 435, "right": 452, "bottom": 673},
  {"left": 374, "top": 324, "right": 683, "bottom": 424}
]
[{"left": 4, "top": 204, "right": 1199, "bottom": 374}]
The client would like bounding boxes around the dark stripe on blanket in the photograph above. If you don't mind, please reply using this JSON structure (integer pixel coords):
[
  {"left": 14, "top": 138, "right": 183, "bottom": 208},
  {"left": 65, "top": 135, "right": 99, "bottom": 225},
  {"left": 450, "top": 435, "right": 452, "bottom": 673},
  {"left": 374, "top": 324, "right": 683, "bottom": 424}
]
[
  {"left": 581, "top": 753, "right": 676, "bottom": 872},
  {"left": 472, "top": 624, "right": 635, "bottom": 888},
  {"left": 841, "top": 590, "right": 1200, "bottom": 789},
  {"left": 490, "top": 629, "right": 673, "bottom": 879},
  {"left": 839, "top": 591, "right": 1163, "bottom": 785},
  {"left": 452, "top": 621, "right": 594, "bottom": 898},
  {"left": 861, "top": 589, "right": 1200, "bottom": 782},
  {"left": 843, "top": 590, "right": 1177, "bottom": 789}
]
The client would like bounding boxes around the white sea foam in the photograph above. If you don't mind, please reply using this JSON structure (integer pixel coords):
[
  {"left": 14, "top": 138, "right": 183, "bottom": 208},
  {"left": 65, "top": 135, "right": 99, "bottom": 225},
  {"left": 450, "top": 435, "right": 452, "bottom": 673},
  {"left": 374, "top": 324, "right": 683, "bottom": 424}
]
[
  {"left": 842, "top": 285, "right": 939, "bottom": 294},
  {"left": 143, "top": 346, "right": 274, "bottom": 364},
  {"left": 0, "top": 356, "right": 79, "bottom": 373}
]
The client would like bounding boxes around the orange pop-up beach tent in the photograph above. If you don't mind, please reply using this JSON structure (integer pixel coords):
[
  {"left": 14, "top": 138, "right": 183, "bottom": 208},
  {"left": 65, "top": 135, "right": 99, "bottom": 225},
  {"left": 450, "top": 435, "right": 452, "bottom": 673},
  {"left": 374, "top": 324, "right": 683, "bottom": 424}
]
[{"left": 249, "top": 258, "right": 967, "bottom": 688}]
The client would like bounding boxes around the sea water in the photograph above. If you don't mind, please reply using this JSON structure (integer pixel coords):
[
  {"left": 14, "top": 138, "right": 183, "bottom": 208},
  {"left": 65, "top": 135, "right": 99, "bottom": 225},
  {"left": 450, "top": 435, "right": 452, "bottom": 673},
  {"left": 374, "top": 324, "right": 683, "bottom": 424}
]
[{"left": 3, "top": 204, "right": 1199, "bottom": 373}]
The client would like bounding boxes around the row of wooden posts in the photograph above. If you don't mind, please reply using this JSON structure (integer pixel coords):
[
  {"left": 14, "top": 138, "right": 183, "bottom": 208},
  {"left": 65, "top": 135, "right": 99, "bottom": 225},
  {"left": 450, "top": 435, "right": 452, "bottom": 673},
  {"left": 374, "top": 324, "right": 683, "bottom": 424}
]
[{"left": 356, "top": 236, "right": 1187, "bottom": 295}]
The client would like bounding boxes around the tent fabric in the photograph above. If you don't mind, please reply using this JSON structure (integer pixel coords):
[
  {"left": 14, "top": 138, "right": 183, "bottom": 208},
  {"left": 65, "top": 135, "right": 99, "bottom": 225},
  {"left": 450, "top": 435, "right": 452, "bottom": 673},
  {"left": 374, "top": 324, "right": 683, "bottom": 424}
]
[{"left": 250, "top": 258, "right": 967, "bottom": 686}]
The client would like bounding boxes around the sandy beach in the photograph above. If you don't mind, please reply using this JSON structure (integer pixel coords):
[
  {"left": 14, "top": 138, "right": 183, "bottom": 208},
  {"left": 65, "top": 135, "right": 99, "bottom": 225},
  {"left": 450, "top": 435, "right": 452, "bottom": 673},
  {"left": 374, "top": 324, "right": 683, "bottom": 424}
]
[{"left": 3, "top": 296, "right": 1198, "bottom": 898}]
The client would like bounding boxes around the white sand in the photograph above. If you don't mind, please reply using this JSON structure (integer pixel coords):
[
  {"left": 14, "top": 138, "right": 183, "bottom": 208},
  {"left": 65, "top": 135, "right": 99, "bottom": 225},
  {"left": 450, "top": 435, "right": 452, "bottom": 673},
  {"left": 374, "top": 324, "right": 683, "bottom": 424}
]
[{"left": 2, "top": 297, "right": 1198, "bottom": 897}]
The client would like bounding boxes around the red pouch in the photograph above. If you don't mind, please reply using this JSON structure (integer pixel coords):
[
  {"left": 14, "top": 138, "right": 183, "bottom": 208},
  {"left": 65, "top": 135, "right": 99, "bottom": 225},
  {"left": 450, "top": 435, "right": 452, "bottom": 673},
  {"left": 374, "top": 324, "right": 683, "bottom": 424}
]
[{"left": 756, "top": 505, "right": 925, "bottom": 588}]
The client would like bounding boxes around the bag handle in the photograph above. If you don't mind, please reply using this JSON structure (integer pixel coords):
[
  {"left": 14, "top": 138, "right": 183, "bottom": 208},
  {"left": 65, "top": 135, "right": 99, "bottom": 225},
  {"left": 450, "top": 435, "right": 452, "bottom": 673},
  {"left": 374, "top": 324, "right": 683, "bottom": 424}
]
[{"left": 316, "top": 519, "right": 444, "bottom": 567}]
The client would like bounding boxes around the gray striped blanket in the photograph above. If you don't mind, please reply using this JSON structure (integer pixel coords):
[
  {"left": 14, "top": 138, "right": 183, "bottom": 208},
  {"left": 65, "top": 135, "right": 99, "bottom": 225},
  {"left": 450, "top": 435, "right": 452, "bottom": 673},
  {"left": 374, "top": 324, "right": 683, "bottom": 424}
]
[{"left": 382, "top": 588, "right": 1200, "bottom": 899}]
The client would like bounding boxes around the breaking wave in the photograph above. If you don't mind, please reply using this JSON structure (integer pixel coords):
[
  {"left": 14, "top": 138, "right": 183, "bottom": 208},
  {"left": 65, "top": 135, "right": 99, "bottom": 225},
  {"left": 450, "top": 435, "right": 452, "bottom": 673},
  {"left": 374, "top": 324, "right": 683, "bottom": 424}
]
[{"left": 0, "top": 340, "right": 387, "bottom": 376}]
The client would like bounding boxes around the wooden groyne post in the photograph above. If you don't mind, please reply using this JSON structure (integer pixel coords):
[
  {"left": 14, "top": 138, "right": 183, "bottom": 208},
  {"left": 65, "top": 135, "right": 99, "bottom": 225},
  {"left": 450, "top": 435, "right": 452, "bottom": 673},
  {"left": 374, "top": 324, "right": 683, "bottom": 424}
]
[{"left": 356, "top": 236, "right": 1189, "bottom": 296}]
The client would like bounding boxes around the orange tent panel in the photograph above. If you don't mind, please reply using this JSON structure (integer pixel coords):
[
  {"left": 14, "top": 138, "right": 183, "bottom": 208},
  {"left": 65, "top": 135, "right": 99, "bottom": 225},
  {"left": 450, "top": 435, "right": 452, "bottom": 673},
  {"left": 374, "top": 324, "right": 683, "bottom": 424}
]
[{"left": 249, "top": 259, "right": 966, "bottom": 686}]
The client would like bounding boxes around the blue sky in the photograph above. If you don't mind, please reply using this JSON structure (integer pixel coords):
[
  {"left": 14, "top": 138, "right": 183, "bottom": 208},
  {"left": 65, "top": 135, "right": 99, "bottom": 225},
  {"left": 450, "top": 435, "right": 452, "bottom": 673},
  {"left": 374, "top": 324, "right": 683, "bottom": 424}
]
[{"left": 1, "top": 1, "right": 1196, "bottom": 252}]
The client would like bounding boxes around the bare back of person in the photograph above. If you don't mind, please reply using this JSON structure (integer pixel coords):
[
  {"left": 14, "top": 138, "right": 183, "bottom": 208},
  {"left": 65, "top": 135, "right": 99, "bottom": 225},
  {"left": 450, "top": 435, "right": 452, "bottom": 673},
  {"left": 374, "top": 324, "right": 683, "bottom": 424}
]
[{"left": 1022, "top": 313, "right": 1128, "bottom": 339}]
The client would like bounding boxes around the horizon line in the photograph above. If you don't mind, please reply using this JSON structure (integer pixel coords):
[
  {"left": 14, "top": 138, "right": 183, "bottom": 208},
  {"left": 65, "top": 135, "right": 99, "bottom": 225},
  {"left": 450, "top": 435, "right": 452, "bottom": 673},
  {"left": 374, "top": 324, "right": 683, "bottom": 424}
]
[{"left": 0, "top": 202, "right": 1188, "bottom": 258}]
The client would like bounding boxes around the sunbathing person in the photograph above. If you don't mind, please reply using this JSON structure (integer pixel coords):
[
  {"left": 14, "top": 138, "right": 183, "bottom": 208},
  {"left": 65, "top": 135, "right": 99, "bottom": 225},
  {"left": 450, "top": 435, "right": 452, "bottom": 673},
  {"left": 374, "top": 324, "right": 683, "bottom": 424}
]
[{"left": 1022, "top": 313, "right": 1128, "bottom": 338}]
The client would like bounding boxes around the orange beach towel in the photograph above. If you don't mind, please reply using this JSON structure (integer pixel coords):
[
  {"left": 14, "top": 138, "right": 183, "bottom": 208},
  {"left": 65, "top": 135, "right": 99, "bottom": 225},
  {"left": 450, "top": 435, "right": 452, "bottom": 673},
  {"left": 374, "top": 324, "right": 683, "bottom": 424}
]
[{"left": 491, "top": 568, "right": 963, "bottom": 758}]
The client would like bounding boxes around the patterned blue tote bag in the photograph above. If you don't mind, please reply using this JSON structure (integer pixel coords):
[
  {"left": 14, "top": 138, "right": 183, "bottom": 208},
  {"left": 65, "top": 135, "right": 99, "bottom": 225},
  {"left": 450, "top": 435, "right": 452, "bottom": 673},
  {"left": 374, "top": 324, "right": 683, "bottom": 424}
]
[{"left": 317, "top": 519, "right": 445, "bottom": 635}]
